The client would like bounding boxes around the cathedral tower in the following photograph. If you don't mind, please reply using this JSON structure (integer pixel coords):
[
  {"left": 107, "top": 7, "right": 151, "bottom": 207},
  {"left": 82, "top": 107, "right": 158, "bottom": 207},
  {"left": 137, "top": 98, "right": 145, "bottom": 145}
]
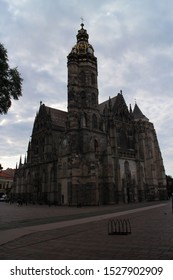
[
  {"left": 65, "top": 23, "right": 107, "bottom": 205},
  {"left": 67, "top": 23, "right": 99, "bottom": 130}
]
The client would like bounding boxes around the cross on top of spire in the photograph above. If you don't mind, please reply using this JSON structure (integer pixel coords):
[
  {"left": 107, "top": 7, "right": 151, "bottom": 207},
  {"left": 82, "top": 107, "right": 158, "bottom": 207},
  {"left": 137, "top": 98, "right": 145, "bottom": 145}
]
[{"left": 80, "top": 16, "right": 84, "bottom": 28}]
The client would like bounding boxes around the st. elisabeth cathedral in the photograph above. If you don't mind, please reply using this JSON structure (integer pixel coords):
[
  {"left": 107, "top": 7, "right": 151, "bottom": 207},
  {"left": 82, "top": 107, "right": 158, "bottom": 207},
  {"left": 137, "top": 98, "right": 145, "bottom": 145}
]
[{"left": 13, "top": 23, "right": 167, "bottom": 205}]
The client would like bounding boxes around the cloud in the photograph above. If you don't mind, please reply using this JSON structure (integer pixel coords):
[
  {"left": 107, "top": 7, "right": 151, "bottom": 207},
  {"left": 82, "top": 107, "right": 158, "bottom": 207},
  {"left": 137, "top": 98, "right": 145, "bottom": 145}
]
[{"left": 0, "top": 0, "right": 173, "bottom": 176}]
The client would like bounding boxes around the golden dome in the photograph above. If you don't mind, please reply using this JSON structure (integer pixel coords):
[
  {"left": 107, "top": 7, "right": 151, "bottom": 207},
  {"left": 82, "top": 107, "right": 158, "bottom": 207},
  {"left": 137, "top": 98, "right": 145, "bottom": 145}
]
[{"left": 70, "top": 23, "right": 94, "bottom": 55}]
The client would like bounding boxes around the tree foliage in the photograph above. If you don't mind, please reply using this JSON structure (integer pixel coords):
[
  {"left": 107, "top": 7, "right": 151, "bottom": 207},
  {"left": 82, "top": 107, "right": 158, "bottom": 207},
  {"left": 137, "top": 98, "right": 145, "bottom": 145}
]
[{"left": 0, "top": 43, "right": 23, "bottom": 114}]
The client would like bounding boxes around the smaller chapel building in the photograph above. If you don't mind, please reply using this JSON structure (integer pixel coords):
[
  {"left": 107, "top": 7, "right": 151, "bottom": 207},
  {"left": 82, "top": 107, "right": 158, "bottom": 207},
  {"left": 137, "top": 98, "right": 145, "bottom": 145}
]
[{"left": 12, "top": 23, "right": 167, "bottom": 205}]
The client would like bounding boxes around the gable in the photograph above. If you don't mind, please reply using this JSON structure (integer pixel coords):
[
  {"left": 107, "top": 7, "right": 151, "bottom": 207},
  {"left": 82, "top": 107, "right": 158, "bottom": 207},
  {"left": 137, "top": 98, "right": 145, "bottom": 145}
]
[
  {"left": 32, "top": 104, "right": 67, "bottom": 135},
  {"left": 99, "top": 96, "right": 117, "bottom": 114},
  {"left": 99, "top": 93, "right": 131, "bottom": 121}
]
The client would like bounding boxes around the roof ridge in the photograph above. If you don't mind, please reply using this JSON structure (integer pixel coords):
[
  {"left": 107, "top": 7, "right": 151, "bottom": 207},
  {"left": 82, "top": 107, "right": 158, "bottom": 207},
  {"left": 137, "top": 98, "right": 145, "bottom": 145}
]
[{"left": 45, "top": 105, "right": 67, "bottom": 114}]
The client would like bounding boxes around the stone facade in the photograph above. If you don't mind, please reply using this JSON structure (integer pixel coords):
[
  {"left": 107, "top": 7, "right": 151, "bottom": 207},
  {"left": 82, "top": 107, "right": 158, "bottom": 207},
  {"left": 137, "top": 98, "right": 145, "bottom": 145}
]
[{"left": 12, "top": 24, "right": 167, "bottom": 205}]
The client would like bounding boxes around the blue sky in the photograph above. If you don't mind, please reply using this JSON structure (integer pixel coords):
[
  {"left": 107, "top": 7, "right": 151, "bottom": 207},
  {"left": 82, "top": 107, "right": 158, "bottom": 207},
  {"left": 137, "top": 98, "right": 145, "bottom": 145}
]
[{"left": 0, "top": 0, "right": 173, "bottom": 176}]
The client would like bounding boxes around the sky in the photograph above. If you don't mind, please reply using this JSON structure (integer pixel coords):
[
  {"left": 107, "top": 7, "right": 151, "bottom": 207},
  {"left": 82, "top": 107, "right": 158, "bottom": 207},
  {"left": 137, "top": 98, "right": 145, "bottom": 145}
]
[{"left": 0, "top": 0, "right": 173, "bottom": 176}]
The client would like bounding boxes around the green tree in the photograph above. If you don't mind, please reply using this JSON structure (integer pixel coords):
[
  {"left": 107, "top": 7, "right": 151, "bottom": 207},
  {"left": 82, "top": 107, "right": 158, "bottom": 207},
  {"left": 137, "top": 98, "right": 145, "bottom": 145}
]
[{"left": 0, "top": 43, "right": 23, "bottom": 114}]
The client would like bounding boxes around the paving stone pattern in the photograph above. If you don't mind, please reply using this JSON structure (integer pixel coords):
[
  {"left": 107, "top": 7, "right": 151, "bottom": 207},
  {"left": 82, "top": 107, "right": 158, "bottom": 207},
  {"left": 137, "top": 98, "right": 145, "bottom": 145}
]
[{"left": 0, "top": 201, "right": 173, "bottom": 259}]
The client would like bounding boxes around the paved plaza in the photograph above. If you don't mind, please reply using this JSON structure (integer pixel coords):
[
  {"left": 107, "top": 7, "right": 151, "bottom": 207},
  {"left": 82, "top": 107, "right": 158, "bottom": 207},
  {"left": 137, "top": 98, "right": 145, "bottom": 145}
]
[{"left": 0, "top": 200, "right": 173, "bottom": 259}]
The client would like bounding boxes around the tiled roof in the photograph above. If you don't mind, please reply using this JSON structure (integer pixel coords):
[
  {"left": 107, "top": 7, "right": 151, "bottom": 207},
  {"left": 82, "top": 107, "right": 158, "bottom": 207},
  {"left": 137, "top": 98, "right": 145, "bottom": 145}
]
[
  {"left": 133, "top": 103, "right": 149, "bottom": 121},
  {"left": 45, "top": 106, "right": 67, "bottom": 128},
  {"left": 99, "top": 96, "right": 117, "bottom": 114},
  {"left": 0, "top": 169, "right": 15, "bottom": 179}
]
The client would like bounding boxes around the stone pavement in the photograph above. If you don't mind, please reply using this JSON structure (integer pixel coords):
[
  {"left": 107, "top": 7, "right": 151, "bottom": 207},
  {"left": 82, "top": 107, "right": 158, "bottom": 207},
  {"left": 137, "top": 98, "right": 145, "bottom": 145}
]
[{"left": 0, "top": 200, "right": 173, "bottom": 259}]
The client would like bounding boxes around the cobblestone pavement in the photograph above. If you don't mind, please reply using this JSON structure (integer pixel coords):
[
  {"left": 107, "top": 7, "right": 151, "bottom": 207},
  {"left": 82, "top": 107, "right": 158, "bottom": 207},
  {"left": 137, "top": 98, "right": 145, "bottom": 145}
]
[{"left": 0, "top": 200, "right": 173, "bottom": 260}]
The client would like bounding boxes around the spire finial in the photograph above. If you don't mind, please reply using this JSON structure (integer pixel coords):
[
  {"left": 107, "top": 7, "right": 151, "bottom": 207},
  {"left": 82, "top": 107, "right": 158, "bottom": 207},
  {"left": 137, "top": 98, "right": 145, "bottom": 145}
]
[{"left": 80, "top": 16, "right": 84, "bottom": 28}]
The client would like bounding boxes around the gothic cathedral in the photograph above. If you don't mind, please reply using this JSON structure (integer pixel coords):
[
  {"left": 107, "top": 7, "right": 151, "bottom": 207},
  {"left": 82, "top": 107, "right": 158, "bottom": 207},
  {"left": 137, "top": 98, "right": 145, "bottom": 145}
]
[{"left": 13, "top": 24, "right": 167, "bottom": 205}]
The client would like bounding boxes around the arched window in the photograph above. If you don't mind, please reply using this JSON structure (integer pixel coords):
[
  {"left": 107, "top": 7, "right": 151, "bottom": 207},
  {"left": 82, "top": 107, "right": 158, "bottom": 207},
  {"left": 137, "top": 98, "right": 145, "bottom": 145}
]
[
  {"left": 119, "top": 129, "right": 127, "bottom": 149},
  {"left": 81, "top": 112, "right": 87, "bottom": 127},
  {"left": 91, "top": 92, "right": 96, "bottom": 105},
  {"left": 124, "top": 161, "right": 131, "bottom": 180},
  {"left": 94, "top": 139, "right": 98, "bottom": 153},
  {"left": 91, "top": 73, "right": 95, "bottom": 85},
  {"left": 79, "top": 71, "right": 85, "bottom": 84},
  {"left": 92, "top": 114, "right": 98, "bottom": 129},
  {"left": 81, "top": 91, "right": 86, "bottom": 107}
]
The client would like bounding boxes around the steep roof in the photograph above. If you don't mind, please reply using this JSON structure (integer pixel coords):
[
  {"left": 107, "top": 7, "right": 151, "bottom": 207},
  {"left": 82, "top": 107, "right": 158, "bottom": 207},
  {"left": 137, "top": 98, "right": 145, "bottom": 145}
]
[
  {"left": 99, "top": 96, "right": 117, "bottom": 114},
  {"left": 45, "top": 106, "right": 67, "bottom": 128},
  {"left": 133, "top": 103, "right": 149, "bottom": 121},
  {"left": 99, "top": 93, "right": 132, "bottom": 121}
]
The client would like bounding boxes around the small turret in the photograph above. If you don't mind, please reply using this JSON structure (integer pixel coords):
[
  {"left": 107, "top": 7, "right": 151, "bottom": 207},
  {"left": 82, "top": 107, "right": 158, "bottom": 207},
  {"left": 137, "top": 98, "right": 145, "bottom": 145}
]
[
  {"left": 133, "top": 103, "right": 149, "bottom": 121},
  {"left": 19, "top": 155, "right": 22, "bottom": 168}
]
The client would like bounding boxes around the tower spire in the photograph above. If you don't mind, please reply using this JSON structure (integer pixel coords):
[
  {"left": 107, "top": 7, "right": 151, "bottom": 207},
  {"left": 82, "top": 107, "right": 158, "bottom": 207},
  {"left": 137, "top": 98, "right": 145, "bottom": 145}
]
[{"left": 80, "top": 16, "right": 84, "bottom": 28}]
